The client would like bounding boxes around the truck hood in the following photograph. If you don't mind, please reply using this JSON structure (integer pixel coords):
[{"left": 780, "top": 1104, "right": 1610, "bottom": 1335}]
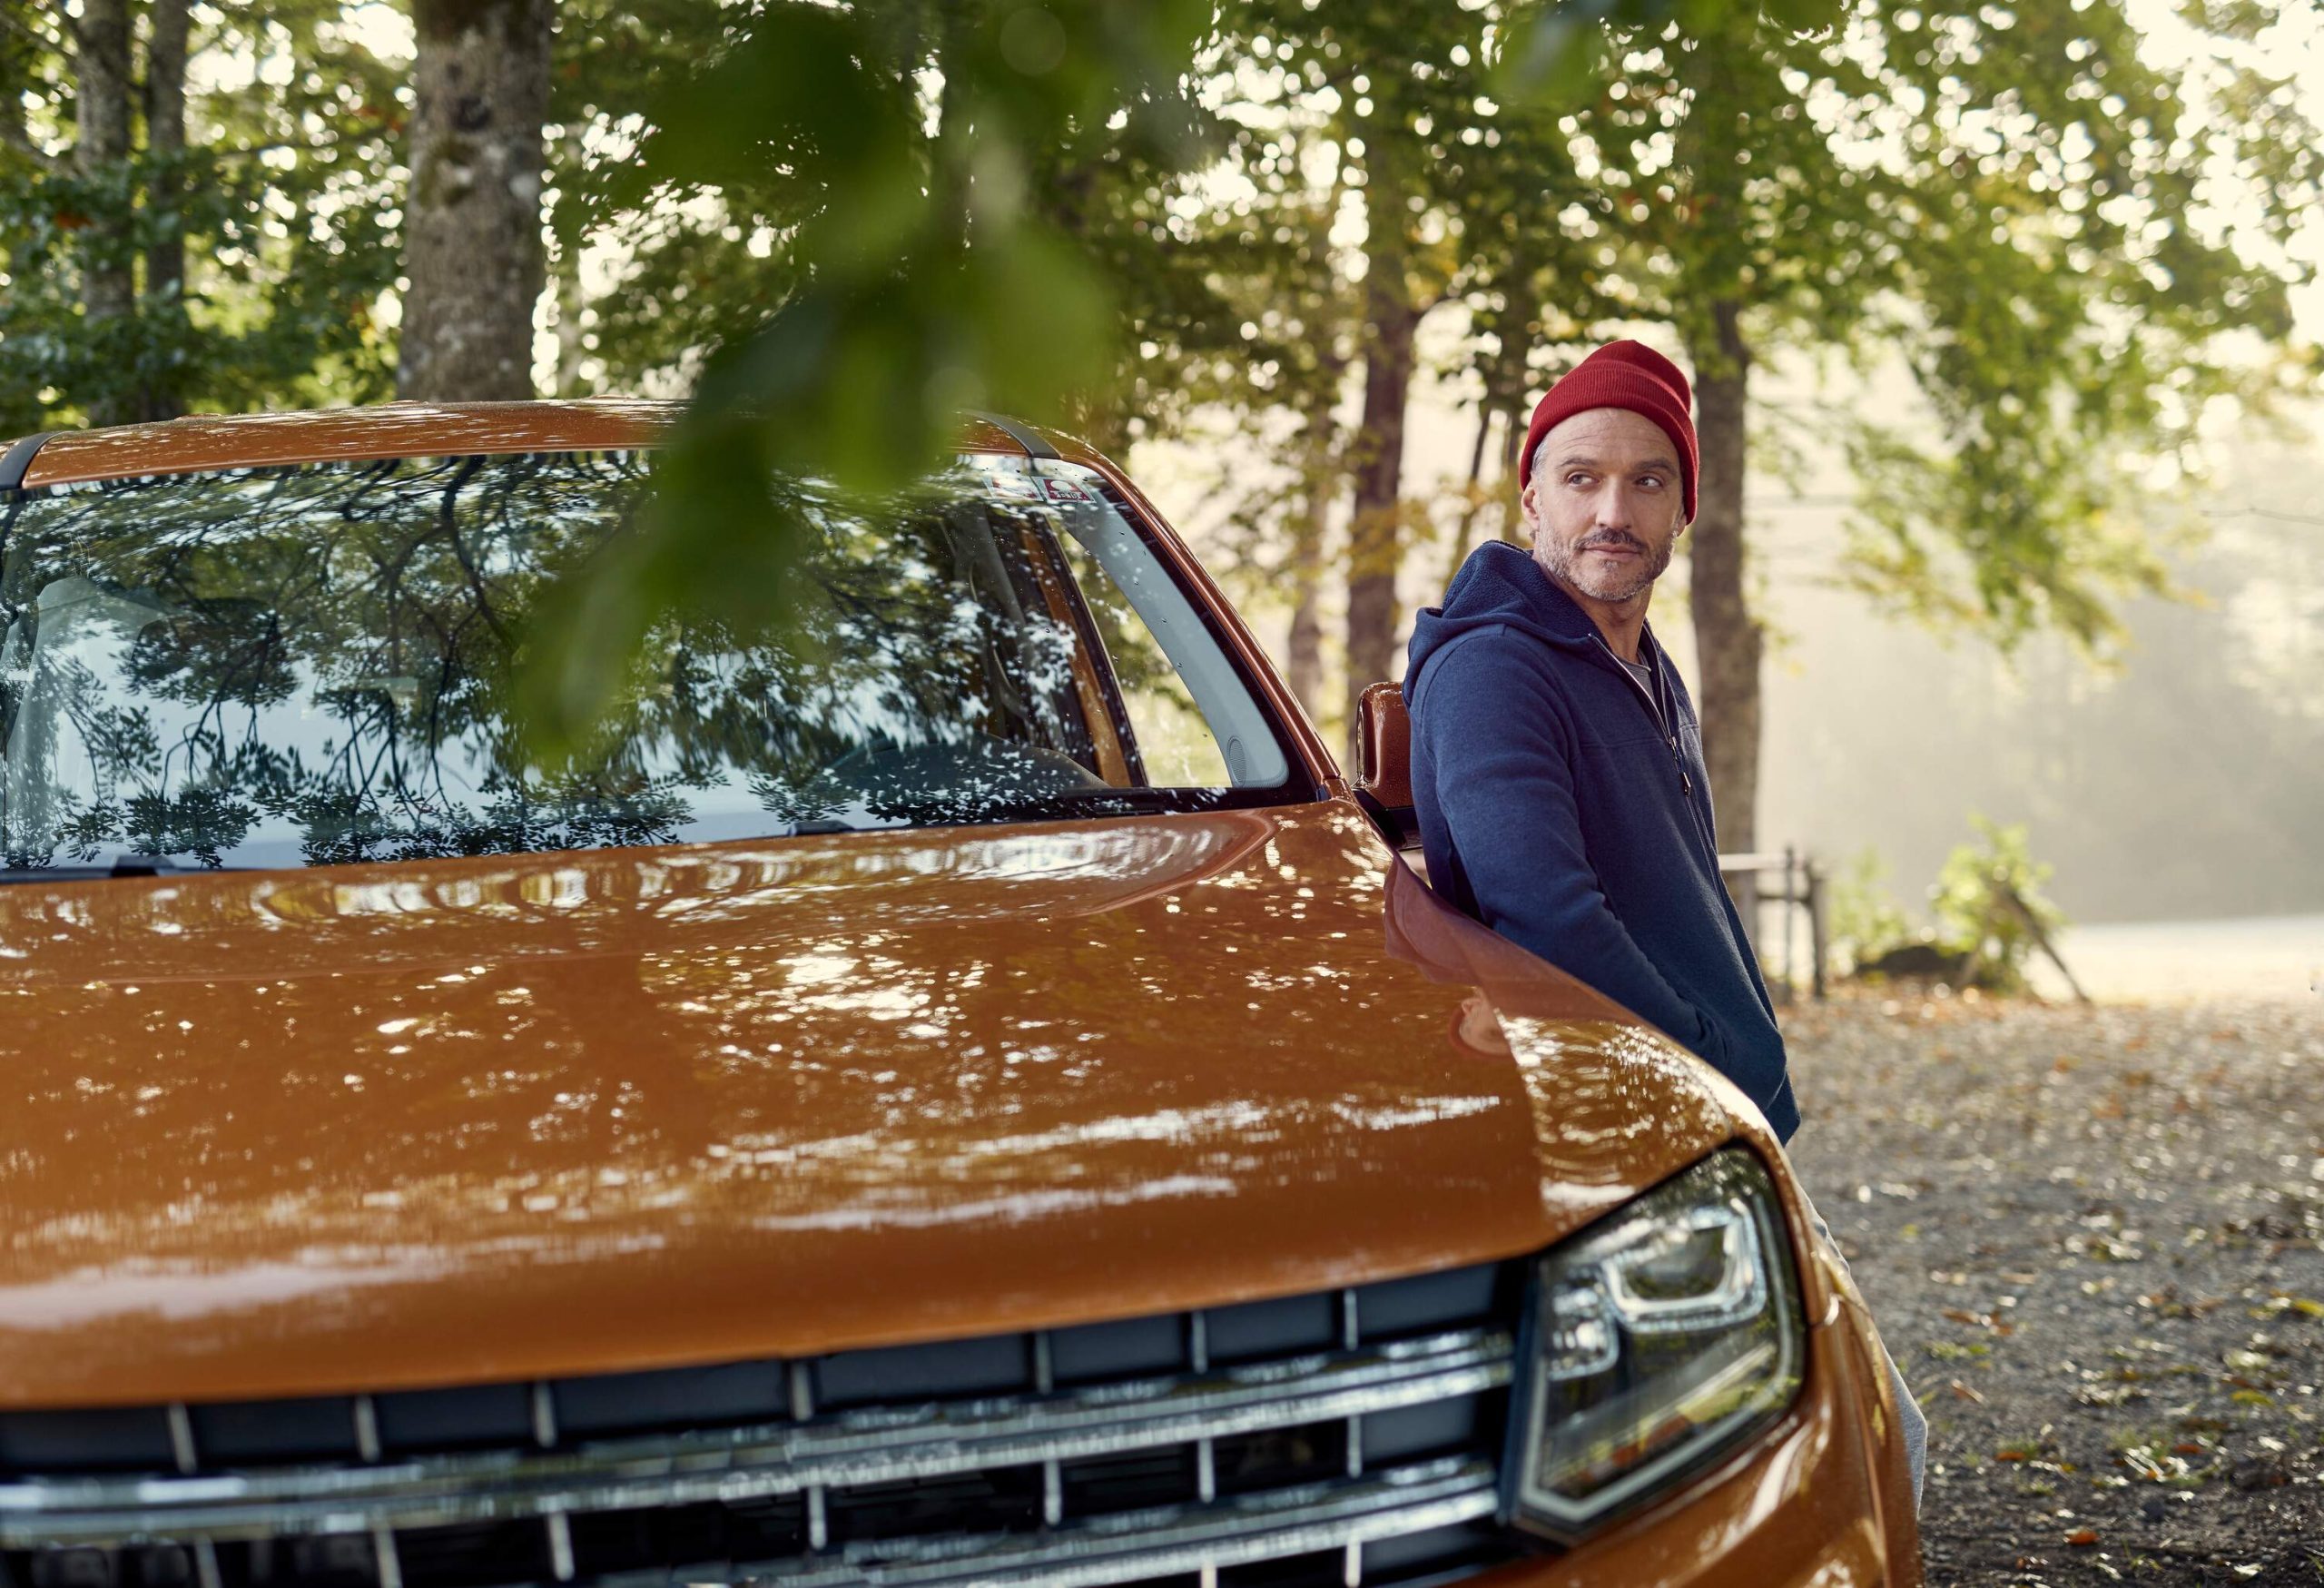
[{"left": 0, "top": 800, "right": 1749, "bottom": 1408}]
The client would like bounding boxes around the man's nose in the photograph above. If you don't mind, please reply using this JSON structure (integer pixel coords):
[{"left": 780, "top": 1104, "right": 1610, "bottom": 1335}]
[{"left": 1594, "top": 481, "right": 1634, "bottom": 529}]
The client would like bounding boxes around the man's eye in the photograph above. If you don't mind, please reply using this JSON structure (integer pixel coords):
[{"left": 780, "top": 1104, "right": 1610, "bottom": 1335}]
[{"left": 1566, "top": 473, "right": 1593, "bottom": 488}]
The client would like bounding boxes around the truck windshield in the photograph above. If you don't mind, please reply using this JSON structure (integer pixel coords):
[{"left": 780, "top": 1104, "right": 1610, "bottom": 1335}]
[{"left": 0, "top": 450, "right": 1296, "bottom": 872}]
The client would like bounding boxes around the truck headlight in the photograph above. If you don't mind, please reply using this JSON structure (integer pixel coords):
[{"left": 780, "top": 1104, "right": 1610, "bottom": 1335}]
[{"left": 1504, "top": 1147, "right": 1806, "bottom": 1539}]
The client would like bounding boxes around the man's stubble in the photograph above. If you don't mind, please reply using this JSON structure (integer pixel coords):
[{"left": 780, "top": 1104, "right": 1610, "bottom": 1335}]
[{"left": 1532, "top": 525, "right": 1675, "bottom": 606}]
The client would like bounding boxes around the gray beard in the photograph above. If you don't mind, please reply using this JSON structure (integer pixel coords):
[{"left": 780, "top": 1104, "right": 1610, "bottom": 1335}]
[{"left": 1536, "top": 530, "right": 1673, "bottom": 603}]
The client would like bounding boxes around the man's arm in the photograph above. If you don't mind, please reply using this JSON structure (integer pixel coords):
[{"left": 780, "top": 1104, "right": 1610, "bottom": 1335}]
[{"left": 1413, "top": 631, "right": 1723, "bottom": 1061}]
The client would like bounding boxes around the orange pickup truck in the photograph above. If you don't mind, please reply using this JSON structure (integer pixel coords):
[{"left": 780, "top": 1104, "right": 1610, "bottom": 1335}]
[{"left": 0, "top": 405, "right": 1920, "bottom": 1588}]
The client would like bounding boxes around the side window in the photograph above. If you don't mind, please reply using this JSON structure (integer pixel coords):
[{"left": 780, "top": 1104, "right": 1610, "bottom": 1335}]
[
  {"left": 1036, "top": 462, "right": 1292, "bottom": 790},
  {"left": 1052, "top": 533, "right": 1231, "bottom": 789},
  {"left": 957, "top": 455, "right": 1288, "bottom": 793},
  {"left": 1078, "top": 570, "right": 1232, "bottom": 786}
]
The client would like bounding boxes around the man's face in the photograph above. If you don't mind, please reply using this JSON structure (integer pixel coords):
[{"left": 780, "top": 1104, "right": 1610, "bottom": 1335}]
[{"left": 1521, "top": 407, "right": 1687, "bottom": 604}]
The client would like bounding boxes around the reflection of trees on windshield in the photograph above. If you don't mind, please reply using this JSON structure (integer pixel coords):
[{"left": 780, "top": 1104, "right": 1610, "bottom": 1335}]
[{"left": 0, "top": 454, "right": 1173, "bottom": 869}]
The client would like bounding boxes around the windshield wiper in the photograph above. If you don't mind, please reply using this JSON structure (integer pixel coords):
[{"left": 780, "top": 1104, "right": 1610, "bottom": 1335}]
[{"left": 0, "top": 853, "right": 257, "bottom": 883}]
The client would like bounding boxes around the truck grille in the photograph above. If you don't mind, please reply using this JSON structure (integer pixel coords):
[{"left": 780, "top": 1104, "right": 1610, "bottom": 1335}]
[{"left": 0, "top": 1263, "right": 1523, "bottom": 1588}]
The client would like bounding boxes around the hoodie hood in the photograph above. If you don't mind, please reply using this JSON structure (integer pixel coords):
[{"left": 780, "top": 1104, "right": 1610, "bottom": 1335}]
[{"left": 1405, "top": 542, "right": 1605, "bottom": 705}]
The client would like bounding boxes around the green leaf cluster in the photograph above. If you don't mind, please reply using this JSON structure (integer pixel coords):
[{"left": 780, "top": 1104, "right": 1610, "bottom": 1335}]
[
  {"left": 1542, "top": 0, "right": 2319, "bottom": 655},
  {"left": 527, "top": 0, "right": 1216, "bottom": 747},
  {"left": 0, "top": 3, "right": 406, "bottom": 429},
  {"left": 1929, "top": 814, "right": 2067, "bottom": 992},
  {"left": 1826, "top": 845, "right": 1916, "bottom": 966},
  {"left": 1833, "top": 820, "right": 2067, "bottom": 991}
]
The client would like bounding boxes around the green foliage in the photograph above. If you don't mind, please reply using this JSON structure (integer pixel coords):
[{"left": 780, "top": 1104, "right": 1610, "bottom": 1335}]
[
  {"left": 1929, "top": 816, "right": 2069, "bottom": 993},
  {"left": 0, "top": 4, "right": 406, "bottom": 429},
  {"left": 1850, "top": 3, "right": 2316, "bottom": 653},
  {"left": 5, "top": 0, "right": 2315, "bottom": 767},
  {"left": 1528, "top": 0, "right": 2319, "bottom": 656},
  {"left": 545, "top": 0, "right": 780, "bottom": 390},
  {"left": 526, "top": 0, "right": 1216, "bottom": 747},
  {"left": 1833, "top": 822, "right": 2067, "bottom": 989},
  {"left": 1163, "top": 3, "right": 1623, "bottom": 623},
  {"left": 1827, "top": 846, "right": 1915, "bottom": 969}
]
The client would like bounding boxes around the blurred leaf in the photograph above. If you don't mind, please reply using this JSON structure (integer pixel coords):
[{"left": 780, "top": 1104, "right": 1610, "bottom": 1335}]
[
  {"left": 2176, "top": 0, "right": 2275, "bottom": 38},
  {"left": 646, "top": 5, "right": 926, "bottom": 264},
  {"left": 1494, "top": 6, "right": 1620, "bottom": 104},
  {"left": 1494, "top": 0, "right": 1837, "bottom": 103},
  {"left": 525, "top": 0, "right": 1204, "bottom": 745},
  {"left": 518, "top": 408, "right": 811, "bottom": 757}
]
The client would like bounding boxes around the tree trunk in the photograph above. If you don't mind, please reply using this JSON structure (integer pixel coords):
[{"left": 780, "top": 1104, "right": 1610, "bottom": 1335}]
[
  {"left": 1438, "top": 403, "right": 1493, "bottom": 587},
  {"left": 74, "top": 0, "right": 134, "bottom": 427},
  {"left": 1686, "top": 301, "right": 1764, "bottom": 934},
  {"left": 1285, "top": 557, "right": 1325, "bottom": 726},
  {"left": 141, "top": 0, "right": 191, "bottom": 421},
  {"left": 399, "top": 0, "right": 553, "bottom": 400},
  {"left": 1496, "top": 399, "right": 1525, "bottom": 543},
  {"left": 0, "top": 25, "right": 44, "bottom": 434},
  {"left": 1063, "top": 393, "right": 1128, "bottom": 461},
  {"left": 1342, "top": 272, "right": 1419, "bottom": 762},
  {"left": 1284, "top": 369, "right": 1341, "bottom": 724}
]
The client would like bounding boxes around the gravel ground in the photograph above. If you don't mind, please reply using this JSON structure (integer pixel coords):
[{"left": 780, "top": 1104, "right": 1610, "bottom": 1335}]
[{"left": 1783, "top": 989, "right": 2324, "bottom": 1587}]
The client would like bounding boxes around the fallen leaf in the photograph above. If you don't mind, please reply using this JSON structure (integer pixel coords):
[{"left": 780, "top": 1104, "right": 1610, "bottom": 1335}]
[
  {"left": 1950, "top": 1379, "right": 1986, "bottom": 1403},
  {"left": 2067, "top": 1528, "right": 2100, "bottom": 1546}
]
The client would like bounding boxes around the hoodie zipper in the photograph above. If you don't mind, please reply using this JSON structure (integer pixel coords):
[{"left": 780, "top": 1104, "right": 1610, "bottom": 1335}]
[{"left": 1592, "top": 632, "right": 1693, "bottom": 797}]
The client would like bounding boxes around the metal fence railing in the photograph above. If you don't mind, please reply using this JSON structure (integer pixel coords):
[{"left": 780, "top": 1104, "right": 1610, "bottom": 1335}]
[{"left": 1720, "top": 849, "right": 1825, "bottom": 1002}]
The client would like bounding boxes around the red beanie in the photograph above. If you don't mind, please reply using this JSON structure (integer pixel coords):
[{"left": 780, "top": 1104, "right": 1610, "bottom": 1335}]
[{"left": 1521, "top": 340, "right": 1698, "bottom": 523}]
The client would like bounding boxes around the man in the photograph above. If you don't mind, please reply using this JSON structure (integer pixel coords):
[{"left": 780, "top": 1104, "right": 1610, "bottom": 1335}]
[
  {"left": 1404, "top": 340, "right": 1792, "bottom": 1135},
  {"left": 1403, "top": 338, "right": 1925, "bottom": 1500}
]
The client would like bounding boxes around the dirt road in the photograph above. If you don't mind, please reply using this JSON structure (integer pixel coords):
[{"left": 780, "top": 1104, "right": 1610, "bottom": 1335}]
[{"left": 1784, "top": 991, "right": 2324, "bottom": 1586}]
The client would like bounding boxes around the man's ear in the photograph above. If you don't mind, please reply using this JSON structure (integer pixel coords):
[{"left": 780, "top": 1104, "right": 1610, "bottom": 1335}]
[{"left": 1518, "top": 478, "right": 1541, "bottom": 539}]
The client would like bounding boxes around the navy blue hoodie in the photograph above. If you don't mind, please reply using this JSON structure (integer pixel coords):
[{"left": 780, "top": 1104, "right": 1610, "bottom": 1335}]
[{"left": 1403, "top": 541, "right": 1798, "bottom": 1141}]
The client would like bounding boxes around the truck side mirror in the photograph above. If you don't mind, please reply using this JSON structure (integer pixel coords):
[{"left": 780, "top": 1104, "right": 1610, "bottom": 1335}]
[{"left": 1353, "top": 682, "right": 1422, "bottom": 852}]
